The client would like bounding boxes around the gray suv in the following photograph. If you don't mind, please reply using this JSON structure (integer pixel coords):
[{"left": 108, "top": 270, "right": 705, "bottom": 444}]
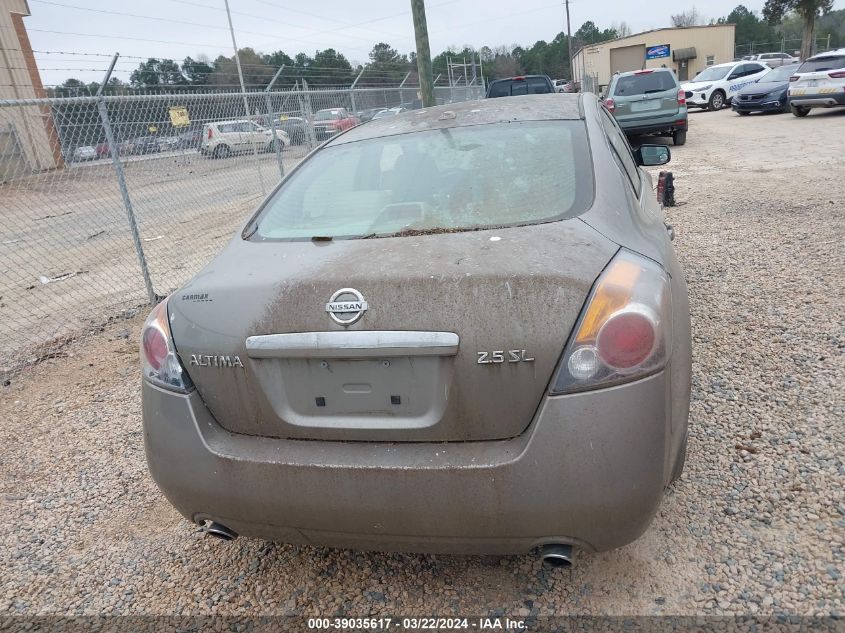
[{"left": 604, "top": 69, "right": 688, "bottom": 145}]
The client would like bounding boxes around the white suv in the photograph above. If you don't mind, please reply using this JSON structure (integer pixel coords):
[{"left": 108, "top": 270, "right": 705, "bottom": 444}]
[
  {"left": 747, "top": 52, "right": 800, "bottom": 67},
  {"left": 201, "top": 120, "right": 290, "bottom": 158},
  {"left": 682, "top": 61, "right": 770, "bottom": 110},
  {"left": 788, "top": 48, "right": 845, "bottom": 117}
]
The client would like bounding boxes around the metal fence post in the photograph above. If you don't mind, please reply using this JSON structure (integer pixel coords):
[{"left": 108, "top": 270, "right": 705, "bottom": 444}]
[
  {"left": 300, "top": 79, "right": 317, "bottom": 149},
  {"left": 97, "top": 54, "right": 157, "bottom": 304},
  {"left": 265, "top": 65, "right": 286, "bottom": 180},
  {"left": 350, "top": 69, "right": 364, "bottom": 115}
]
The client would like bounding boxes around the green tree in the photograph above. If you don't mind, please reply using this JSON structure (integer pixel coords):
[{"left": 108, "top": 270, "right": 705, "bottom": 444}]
[
  {"left": 129, "top": 58, "right": 185, "bottom": 88},
  {"left": 182, "top": 56, "right": 213, "bottom": 85},
  {"left": 764, "top": 0, "right": 834, "bottom": 59}
]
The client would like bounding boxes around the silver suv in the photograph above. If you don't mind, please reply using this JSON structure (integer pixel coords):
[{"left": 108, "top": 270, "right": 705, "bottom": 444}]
[{"left": 604, "top": 69, "right": 688, "bottom": 145}]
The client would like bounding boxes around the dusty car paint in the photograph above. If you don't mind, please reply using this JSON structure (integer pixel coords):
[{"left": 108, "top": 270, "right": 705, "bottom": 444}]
[{"left": 144, "top": 94, "right": 692, "bottom": 555}]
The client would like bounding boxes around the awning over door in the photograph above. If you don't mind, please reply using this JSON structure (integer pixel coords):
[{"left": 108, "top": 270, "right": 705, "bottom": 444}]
[{"left": 673, "top": 47, "right": 697, "bottom": 61}]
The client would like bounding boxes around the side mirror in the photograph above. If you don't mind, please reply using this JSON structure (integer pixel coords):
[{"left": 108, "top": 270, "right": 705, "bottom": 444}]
[{"left": 635, "top": 144, "right": 671, "bottom": 166}]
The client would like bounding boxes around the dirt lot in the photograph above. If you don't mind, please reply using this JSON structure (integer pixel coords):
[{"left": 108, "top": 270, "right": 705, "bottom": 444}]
[{"left": 1, "top": 106, "right": 843, "bottom": 620}]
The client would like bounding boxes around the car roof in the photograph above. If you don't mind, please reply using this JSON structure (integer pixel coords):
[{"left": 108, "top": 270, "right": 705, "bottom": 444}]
[
  {"left": 809, "top": 47, "right": 845, "bottom": 58},
  {"left": 330, "top": 95, "right": 583, "bottom": 145}
]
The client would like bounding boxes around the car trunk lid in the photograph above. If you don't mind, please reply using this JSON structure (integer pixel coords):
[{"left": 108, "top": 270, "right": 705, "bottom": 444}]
[
  {"left": 169, "top": 221, "right": 617, "bottom": 442},
  {"left": 611, "top": 71, "right": 680, "bottom": 123}
]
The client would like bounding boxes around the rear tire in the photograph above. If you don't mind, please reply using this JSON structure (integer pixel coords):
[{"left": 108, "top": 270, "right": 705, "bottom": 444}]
[
  {"left": 707, "top": 90, "right": 725, "bottom": 111},
  {"left": 791, "top": 105, "right": 810, "bottom": 117},
  {"left": 213, "top": 144, "right": 231, "bottom": 159},
  {"left": 672, "top": 130, "right": 687, "bottom": 146}
]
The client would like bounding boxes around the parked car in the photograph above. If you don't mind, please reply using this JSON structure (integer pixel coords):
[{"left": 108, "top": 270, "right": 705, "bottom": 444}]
[
  {"left": 356, "top": 108, "right": 382, "bottom": 122},
  {"left": 278, "top": 116, "right": 308, "bottom": 144},
  {"left": 371, "top": 107, "right": 406, "bottom": 120},
  {"left": 744, "top": 52, "right": 799, "bottom": 67},
  {"left": 682, "top": 60, "right": 770, "bottom": 110},
  {"left": 604, "top": 68, "right": 688, "bottom": 145},
  {"left": 486, "top": 75, "right": 555, "bottom": 97},
  {"left": 133, "top": 136, "right": 161, "bottom": 154},
  {"left": 95, "top": 142, "right": 111, "bottom": 159},
  {"left": 200, "top": 120, "right": 290, "bottom": 158},
  {"left": 732, "top": 63, "right": 799, "bottom": 115},
  {"left": 141, "top": 94, "right": 691, "bottom": 562},
  {"left": 71, "top": 145, "right": 96, "bottom": 162},
  {"left": 177, "top": 127, "right": 204, "bottom": 150},
  {"left": 312, "top": 108, "right": 359, "bottom": 141},
  {"left": 554, "top": 79, "right": 580, "bottom": 93},
  {"left": 788, "top": 48, "right": 845, "bottom": 117},
  {"left": 157, "top": 136, "right": 181, "bottom": 152}
]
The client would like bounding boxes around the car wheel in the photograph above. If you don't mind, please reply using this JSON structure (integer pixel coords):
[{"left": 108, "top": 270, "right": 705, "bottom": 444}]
[
  {"left": 670, "top": 429, "right": 688, "bottom": 484},
  {"left": 213, "top": 144, "right": 231, "bottom": 159},
  {"left": 791, "top": 105, "right": 810, "bottom": 117},
  {"left": 672, "top": 130, "right": 687, "bottom": 146},
  {"left": 707, "top": 90, "right": 725, "bottom": 111}
]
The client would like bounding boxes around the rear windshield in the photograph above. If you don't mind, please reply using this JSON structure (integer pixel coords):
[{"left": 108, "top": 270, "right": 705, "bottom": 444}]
[
  {"left": 250, "top": 121, "right": 594, "bottom": 240},
  {"left": 612, "top": 71, "right": 677, "bottom": 96},
  {"left": 488, "top": 77, "right": 551, "bottom": 97},
  {"left": 315, "top": 111, "right": 342, "bottom": 121},
  {"left": 759, "top": 65, "right": 799, "bottom": 82},
  {"left": 797, "top": 55, "right": 845, "bottom": 73}
]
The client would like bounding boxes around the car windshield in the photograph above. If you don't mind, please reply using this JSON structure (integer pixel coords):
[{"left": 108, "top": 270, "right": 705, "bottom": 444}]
[
  {"left": 250, "top": 121, "right": 594, "bottom": 240},
  {"left": 693, "top": 66, "right": 731, "bottom": 81},
  {"left": 797, "top": 55, "right": 845, "bottom": 72},
  {"left": 612, "top": 71, "right": 676, "bottom": 95},
  {"left": 759, "top": 65, "right": 798, "bottom": 82},
  {"left": 315, "top": 111, "right": 341, "bottom": 121}
]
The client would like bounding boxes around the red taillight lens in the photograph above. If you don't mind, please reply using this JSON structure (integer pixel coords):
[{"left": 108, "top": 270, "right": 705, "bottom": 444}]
[
  {"left": 678, "top": 88, "right": 686, "bottom": 105},
  {"left": 829, "top": 71, "right": 845, "bottom": 78},
  {"left": 596, "top": 309, "right": 657, "bottom": 370},
  {"left": 207, "top": 128, "right": 213, "bottom": 139},
  {"left": 513, "top": 76, "right": 525, "bottom": 81},
  {"left": 140, "top": 299, "right": 193, "bottom": 393},
  {"left": 550, "top": 250, "right": 672, "bottom": 394},
  {"left": 142, "top": 327, "right": 168, "bottom": 371},
  {"left": 634, "top": 69, "right": 654, "bottom": 74},
  {"left": 789, "top": 75, "right": 799, "bottom": 82},
  {"left": 604, "top": 98, "right": 616, "bottom": 113}
]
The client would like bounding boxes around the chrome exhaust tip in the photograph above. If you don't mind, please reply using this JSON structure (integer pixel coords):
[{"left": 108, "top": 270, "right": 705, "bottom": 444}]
[
  {"left": 204, "top": 521, "right": 238, "bottom": 541},
  {"left": 540, "top": 544, "right": 573, "bottom": 568}
]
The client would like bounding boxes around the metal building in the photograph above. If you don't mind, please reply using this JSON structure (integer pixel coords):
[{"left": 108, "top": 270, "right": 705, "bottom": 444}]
[
  {"left": 0, "top": 0, "right": 62, "bottom": 180},
  {"left": 572, "top": 24, "right": 736, "bottom": 93}
]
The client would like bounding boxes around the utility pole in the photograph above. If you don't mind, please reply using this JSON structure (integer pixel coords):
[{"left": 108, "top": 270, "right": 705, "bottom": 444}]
[
  {"left": 411, "top": 0, "right": 434, "bottom": 107},
  {"left": 565, "top": 0, "right": 573, "bottom": 81}
]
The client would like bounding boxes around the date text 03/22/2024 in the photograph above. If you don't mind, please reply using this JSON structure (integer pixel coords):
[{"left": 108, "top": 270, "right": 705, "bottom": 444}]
[{"left": 307, "top": 617, "right": 527, "bottom": 630}]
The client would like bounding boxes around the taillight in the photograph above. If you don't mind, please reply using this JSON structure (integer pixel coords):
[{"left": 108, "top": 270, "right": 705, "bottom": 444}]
[
  {"left": 829, "top": 71, "right": 845, "bottom": 78},
  {"left": 207, "top": 127, "right": 213, "bottom": 139},
  {"left": 634, "top": 69, "right": 654, "bottom": 74},
  {"left": 789, "top": 75, "right": 799, "bottom": 82},
  {"left": 550, "top": 250, "right": 671, "bottom": 394},
  {"left": 678, "top": 88, "right": 686, "bottom": 106},
  {"left": 140, "top": 299, "right": 193, "bottom": 393},
  {"left": 604, "top": 98, "right": 616, "bottom": 114}
]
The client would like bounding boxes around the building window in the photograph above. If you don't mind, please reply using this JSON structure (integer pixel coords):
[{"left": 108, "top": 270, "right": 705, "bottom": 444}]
[{"left": 706, "top": 55, "right": 715, "bottom": 66}]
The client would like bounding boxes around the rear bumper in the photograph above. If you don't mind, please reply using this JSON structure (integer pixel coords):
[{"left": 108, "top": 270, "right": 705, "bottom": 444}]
[
  {"left": 618, "top": 118, "right": 688, "bottom": 135},
  {"left": 789, "top": 92, "right": 845, "bottom": 107},
  {"left": 143, "top": 371, "right": 676, "bottom": 555}
]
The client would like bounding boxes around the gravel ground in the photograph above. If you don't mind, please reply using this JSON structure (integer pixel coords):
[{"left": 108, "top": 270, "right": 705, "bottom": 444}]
[{"left": 1, "top": 106, "right": 843, "bottom": 620}]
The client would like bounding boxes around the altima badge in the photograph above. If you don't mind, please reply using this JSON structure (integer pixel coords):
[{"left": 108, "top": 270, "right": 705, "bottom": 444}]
[{"left": 326, "top": 288, "right": 368, "bottom": 326}]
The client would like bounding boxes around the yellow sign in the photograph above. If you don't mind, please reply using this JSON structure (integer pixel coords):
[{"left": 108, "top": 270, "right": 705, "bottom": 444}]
[
  {"left": 168, "top": 106, "right": 190, "bottom": 128},
  {"left": 148, "top": 125, "right": 157, "bottom": 133}
]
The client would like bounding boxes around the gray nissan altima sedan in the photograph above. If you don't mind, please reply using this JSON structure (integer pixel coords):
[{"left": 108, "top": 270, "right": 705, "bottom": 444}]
[{"left": 141, "top": 94, "right": 691, "bottom": 565}]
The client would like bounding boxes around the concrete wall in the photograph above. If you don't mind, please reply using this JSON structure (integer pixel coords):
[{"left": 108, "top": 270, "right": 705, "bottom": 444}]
[
  {"left": 573, "top": 24, "right": 736, "bottom": 93},
  {"left": 0, "top": 0, "right": 61, "bottom": 177}
]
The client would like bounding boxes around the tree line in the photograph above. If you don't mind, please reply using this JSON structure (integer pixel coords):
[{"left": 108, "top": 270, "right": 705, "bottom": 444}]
[{"left": 50, "top": 5, "right": 844, "bottom": 96}]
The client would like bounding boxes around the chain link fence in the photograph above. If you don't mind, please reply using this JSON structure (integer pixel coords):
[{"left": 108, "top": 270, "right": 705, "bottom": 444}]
[
  {"left": 0, "top": 84, "right": 484, "bottom": 381},
  {"left": 734, "top": 36, "right": 834, "bottom": 59}
]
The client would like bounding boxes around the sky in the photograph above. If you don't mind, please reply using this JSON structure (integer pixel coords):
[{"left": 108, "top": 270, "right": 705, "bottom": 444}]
[{"left": 19, "top": 0, "right": 843, "bottom": 86}]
